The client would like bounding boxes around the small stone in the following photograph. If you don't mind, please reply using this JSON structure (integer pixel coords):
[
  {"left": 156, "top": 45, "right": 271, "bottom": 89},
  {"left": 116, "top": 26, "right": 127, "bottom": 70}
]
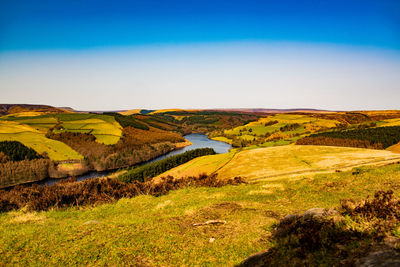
[
  {"left": 359, "top": 249, "right": 400, "bottom": 267},
  {"left": 303, "top": 208, "right": 327, "bottom": 217},
  {"left": 281, "top": 214, "right": 298, "bottom": 224}
]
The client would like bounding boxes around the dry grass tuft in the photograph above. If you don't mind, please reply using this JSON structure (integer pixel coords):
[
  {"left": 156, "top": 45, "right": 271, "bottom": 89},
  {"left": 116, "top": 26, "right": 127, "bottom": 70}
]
[{"left": 8, "top": 212, "right": 46, "bottom": 224}]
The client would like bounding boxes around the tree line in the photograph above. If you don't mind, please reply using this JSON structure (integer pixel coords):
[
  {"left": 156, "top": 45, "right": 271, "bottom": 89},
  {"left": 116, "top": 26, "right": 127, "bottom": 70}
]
[
  {"left": 0, "top": 159, "right": 51, "bottom": 188},
  {"left": 103, "top": 112, "right": 149, "bottom": 130},
  {"left": 297, "top": 126, "right": 400, "bottom": 149},
  {"left": 181, "top": 115, "right": 220, "bottom": 125},
  {"left": 0, "top": 141, "right": 43, "bottom": 162},
  {"left": 280, "top": 123, "right": 300, "bottom": 132},
  {"left": 264, "top": 120, "right": 278, "bottom": 126},
  {"left": 296, "top": 136, "right": 383, "bottom": 149},
  {"left": 118, "top": 148, "right": 216, "bottom": 183}
]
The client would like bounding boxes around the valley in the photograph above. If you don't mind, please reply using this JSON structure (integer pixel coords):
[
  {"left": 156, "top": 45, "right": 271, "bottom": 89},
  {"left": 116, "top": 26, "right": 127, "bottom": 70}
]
[
  {"left": 1, "top": 104, "right": 400, "bottom": 266},
  {"left": 2, "top": 1, "right": 399, "bottom": 265}
]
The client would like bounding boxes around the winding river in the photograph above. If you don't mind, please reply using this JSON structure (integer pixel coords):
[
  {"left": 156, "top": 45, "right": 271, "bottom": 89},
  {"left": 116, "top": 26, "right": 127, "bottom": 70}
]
[{"left": 38, "top": 133, "right": 231, "bottom": 186}]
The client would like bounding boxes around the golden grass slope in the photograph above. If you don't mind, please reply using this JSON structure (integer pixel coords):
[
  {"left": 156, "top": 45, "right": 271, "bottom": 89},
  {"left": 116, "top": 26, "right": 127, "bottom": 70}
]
[
  {"left": 158, "top": 145, "right": 400, "bottom": 181},
  {"left": 381, "top": 118, "right": 400, "bottom": 127},
  {"left": 387, "top": 142, "right": 400, "bottom": 154},
  {"left": 0, "top": 121, "right": 83, "bottom": 161},
  {"left": 153, "top": 152, "right": 235, "bottom": 182},
  {"left": 118, "top": 109, "right": 142, "bottom": 115},
  {"left": 149, "top": 109, "right": 199, "bottom": 114}
]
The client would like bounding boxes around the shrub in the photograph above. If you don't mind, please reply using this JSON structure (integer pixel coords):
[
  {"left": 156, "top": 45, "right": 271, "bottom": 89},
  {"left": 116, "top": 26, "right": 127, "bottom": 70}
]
[
  {"left": 0, "top": 174, "right": 245, "bottom": 212},
  {"left": 297, "top": 126, "right": 400, "bottom": 149}
]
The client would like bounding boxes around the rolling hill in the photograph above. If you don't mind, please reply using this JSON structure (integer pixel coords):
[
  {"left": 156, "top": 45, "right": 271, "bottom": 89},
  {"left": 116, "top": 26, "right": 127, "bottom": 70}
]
[
  {"left": 155, "top": 145, "right": 400, "bottom": 181},
  {"left": 0, "top": 104, "right": 70, "bottom": 115}
]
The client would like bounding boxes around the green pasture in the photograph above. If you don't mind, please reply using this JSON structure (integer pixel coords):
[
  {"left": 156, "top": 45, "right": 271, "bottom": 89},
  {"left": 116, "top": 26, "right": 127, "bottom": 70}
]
[
  {"left": 0, "top": 121, "right": 82, "bottom": 161},
  {"left": 0, "top": 113, "right": 123, "bottom": 145}
]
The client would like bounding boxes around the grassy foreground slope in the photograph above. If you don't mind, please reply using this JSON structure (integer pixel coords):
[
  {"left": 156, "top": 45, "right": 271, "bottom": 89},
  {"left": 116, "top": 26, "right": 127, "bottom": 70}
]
[
  {"left": 1, "top": 163, "right": 400, "bottom": 266},
  {"left": 157, "top": 145, "right": 400, "bottom": 180}
]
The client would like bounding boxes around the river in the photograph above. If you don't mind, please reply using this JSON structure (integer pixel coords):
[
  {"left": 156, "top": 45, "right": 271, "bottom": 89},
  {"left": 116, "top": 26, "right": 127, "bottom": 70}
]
[{"left": 38, "top": 133, "right": 231, "bottom": 186}]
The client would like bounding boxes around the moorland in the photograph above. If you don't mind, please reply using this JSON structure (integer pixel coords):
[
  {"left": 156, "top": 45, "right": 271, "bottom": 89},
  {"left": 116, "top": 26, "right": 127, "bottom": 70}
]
[{"left": 1, "top": 104, "right": 400, "bottom": 266}]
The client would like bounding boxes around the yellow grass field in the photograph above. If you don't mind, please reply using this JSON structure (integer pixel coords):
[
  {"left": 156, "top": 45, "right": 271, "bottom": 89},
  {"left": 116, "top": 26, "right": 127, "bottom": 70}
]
[
  {"left": 149, "top": 109, "right": 199, "bottom": 114},
  {"left": 381, "top": 118, "right": 400, "bottom": 127},
  {"left": 158, "top": 145, "right": 400, "bottom": 181},
  {"left": 118, "top": 109, "right": 142, "bottom": 115},
  {"left": 387, "top": 142, "right": 400, "bottom": 153},
  {"left": 154, "top": 152, "right": 235, "bottom": 181},
  {"left": 0, "top": 121, "right": 83, "bottom": 161},
  {"left": 5, "top": 111, "right": 46, "bottom": 117}
]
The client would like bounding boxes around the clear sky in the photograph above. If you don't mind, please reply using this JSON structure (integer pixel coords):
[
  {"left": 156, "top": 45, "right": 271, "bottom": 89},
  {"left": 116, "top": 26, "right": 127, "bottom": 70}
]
[{"left": 0, "top": 0, "right": 399, "bottom": 110}]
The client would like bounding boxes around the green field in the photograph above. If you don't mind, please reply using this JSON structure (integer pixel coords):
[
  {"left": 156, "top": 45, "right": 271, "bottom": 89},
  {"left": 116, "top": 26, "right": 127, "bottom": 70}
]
[
  {"left": 211, "top": 114, "right": 341, "bottom": 147},
  {"left": 54, "top": 117, "right": 122, "bottom": 145},
  {"left": 0, "top": 113, "right": 123, "bottom": 147},
  {"left": 158, "top": 145, "right": 400, "bottom": 180},
  {"left": 0, "top": 112, "right": 125, "bottom": 160},
  {"left": 224, "top": 114, "right": 339, "bottom": 136},
  {"left": 52, "top": 114, "right": 122, "bottom": 145},
  {"left": 211, "top": 113, "right": 400, "bottom": 149},
  {"left": 0, "top": 121, "right": 83, "bottom": 161},
  {"left": 1, "top": 162, "right": 400, "bottom": 265}
]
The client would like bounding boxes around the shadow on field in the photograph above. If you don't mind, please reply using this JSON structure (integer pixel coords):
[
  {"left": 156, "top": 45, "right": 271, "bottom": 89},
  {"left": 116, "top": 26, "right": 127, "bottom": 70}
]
[{"left": 239, "top": 190, "right": 400, "bottom": 267}]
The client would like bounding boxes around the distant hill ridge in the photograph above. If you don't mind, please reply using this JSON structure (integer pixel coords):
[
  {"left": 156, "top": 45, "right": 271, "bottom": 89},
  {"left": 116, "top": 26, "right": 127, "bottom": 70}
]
[
  {"left": 207, "top": 108, "right": 337, "bottom": 113},
  {"left": 117, "top": 108, "right": 334, "bottom": 115},
  {"left": 0, "top": 104, "right": 69, "bottom": 115}
]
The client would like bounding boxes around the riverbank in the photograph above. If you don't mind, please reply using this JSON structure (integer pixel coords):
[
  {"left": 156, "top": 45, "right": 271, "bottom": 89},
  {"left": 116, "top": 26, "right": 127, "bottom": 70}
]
[
  {"left": 209, "top": 136, "right": 232, "bottom": 144},
  {"left": 1, "top": 134, "right": 231, "bottom": 188}
]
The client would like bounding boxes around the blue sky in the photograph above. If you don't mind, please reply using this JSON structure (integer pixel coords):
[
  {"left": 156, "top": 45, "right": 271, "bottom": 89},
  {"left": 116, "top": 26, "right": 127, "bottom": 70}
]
[
  {"left": 1, "top": 0, "right": 399, "bottom": 51},
  {"left": 0, "top": 0, "right": 399, "bottom": 110}
]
